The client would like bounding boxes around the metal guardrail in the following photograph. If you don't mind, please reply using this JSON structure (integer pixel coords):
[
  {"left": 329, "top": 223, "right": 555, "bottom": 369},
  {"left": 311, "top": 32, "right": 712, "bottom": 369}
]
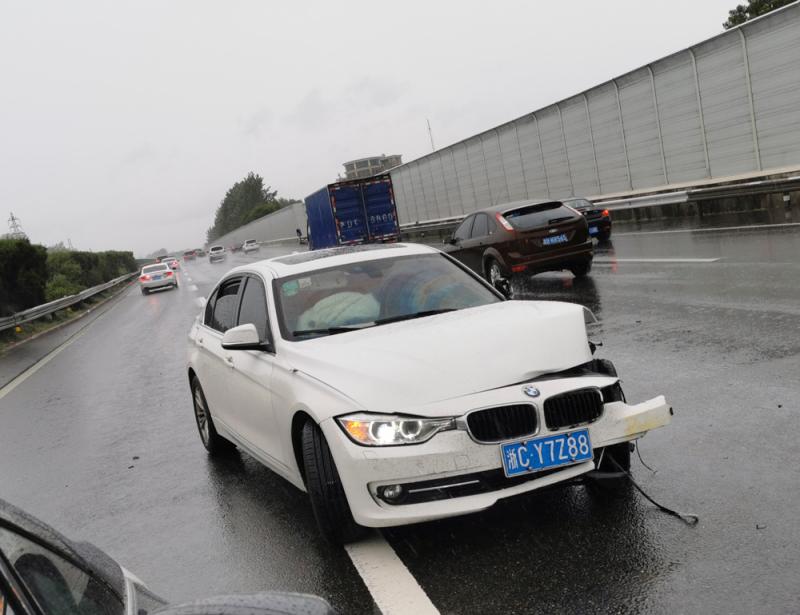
[{"left": 0, "top": 272, "right": 137, "bottom": 333}]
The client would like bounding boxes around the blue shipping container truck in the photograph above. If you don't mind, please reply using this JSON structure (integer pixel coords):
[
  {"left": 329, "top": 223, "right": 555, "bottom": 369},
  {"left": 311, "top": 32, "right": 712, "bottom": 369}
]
[{"left": 304, "top": 174, "right": 400, "bottom": 250}]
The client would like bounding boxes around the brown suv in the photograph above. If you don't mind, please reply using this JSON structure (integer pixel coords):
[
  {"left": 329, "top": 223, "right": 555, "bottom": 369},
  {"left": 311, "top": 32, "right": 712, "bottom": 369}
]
[{"left": 443, "top": 199, "right": 593, "bottom": 289}]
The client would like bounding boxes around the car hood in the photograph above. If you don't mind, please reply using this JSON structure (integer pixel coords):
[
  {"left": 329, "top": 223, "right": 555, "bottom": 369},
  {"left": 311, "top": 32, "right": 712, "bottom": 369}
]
[{"left": 281, "top": 301, "right": 592, "bottom": 414}]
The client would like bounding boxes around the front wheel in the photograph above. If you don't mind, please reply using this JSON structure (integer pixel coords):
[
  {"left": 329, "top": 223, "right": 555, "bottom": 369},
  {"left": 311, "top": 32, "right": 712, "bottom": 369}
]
[{"left": 302, "top": 421, "right": 366, "bottom": 544}]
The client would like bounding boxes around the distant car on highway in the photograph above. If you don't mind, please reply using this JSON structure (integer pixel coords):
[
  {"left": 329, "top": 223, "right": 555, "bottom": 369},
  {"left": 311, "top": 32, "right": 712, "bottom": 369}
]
[
  {"left": 443, "top": 199, "right": 593, "bottom": 293},
  {"left": 208, "top": 245, "right": 226, "bottom": 263},
  {"left": 158, "top": 256, "right": 180, "bottom": 270},
  {"left": 196, "top": 248, "right": 206, "bottom": 257},
  {"left": 242, "top": 239, "right": 260, "bottom": 253},
  {"left": 183, "top": 250, "right": 196, "bottom": 261},
  {"left": 186, "top": 243, "right": 672, "bottom": 544},
  {"left": 0, "top": 498, "right": 337, "bottom": 615},
  {"left": 139, "top": 263, "right": 177, "bottom": 294},
  {"left": 563, "top": 197, "right": 612, "bottom": 241}
]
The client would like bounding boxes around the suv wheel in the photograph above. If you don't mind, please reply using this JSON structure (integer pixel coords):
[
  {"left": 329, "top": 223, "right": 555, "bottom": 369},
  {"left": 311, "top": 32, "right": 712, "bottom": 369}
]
[
  {"left": 486, "top": 258, "right": 512, "bottom": 297},
  {"left": 570, "top": 260, "right": 592, "bottom": 278}
]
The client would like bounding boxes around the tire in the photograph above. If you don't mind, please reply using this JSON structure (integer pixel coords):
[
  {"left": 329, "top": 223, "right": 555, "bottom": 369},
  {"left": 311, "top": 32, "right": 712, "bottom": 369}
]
[
  {"left": 141, "top": 287, "right": 148, "bottom": 295},
  {"left": 190, "top": 376, "right": 235, "bottom": 456},
  {"left": 570, "top": 260, "right": 592, "bottom": 278},
  {"left": 485, "top": 258, "right": 512, "bottom": 297},
  {"left": 302, "top": 421, "right": 366, "bottom": 544},
  {"left": 598, "top": 230, "right": 611, "bottom": 242}
]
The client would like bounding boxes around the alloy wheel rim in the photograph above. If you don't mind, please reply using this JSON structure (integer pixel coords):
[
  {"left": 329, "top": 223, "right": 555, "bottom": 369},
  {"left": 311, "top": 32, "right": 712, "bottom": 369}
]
[{"left": 194, "top": 389, "right": 209, "bottom": 444}]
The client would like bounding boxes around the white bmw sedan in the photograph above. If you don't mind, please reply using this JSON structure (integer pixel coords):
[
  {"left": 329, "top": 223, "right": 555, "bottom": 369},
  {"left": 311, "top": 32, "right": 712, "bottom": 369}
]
[{"left": 187, "top": 243, "right": 672, "bottom": 543}]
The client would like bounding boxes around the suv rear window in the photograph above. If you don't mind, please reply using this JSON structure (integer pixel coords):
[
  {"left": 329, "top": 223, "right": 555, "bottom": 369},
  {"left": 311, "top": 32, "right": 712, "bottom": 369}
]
[{"left": 503, "top": 202, "right": 576, "bottom": 230}]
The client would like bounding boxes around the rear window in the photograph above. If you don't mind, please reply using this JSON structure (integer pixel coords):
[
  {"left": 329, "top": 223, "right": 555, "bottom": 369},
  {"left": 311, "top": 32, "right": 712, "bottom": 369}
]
[
  {"left": 210, "top": 246, "right": 224, "bottom": 252},
  {"left": 142, "top": 264, "right": 168, "bottom": 274},
  {"left": 503, "top": 202, "right": 576, "bottom": 230}
]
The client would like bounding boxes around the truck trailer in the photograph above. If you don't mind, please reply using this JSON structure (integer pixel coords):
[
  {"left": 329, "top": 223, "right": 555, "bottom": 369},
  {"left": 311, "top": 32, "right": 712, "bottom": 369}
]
[{"left": 304, "top": 174, "right": 400, "bottom": 250}]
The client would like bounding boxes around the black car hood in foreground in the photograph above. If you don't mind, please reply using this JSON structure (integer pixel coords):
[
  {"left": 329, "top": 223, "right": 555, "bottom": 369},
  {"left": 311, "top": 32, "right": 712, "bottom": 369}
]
[{"left": 0, "top": 497, "right": 130, "bottom": 604}]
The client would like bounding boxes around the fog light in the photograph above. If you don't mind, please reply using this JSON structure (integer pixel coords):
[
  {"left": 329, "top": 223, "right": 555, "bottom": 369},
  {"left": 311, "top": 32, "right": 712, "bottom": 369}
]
[{"left": 381, "top": 484, "right": 404, "bottom": 502}]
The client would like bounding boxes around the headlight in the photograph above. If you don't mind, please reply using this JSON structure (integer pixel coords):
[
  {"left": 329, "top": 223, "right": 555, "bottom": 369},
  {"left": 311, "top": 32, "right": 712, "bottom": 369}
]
[{"left": 336, "top": 413, "right": 456, "bottom": 446}]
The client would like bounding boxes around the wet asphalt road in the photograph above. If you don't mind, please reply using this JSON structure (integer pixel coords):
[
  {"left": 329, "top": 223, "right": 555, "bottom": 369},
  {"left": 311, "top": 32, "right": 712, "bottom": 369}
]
[{"left": 1, "top": 225, "right": 799, "bottom": 614}]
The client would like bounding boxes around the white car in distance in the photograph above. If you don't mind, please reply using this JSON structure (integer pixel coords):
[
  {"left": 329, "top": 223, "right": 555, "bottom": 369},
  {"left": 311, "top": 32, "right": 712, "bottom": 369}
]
[
  {"left": 186, "top": 243, "right": 672, "bottom": 543},
  {"left": 242, "top": 239, "right": 260, "bottom": 253},
  {"left": 208, "top": 245, "right": 226, "bottom": 263},
  {"left": 139, "top": 263, "right": 177, "bottom": 294}
]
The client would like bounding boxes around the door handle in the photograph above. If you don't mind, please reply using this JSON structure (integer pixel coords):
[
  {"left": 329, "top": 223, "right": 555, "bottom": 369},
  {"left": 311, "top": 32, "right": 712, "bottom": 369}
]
[
  {"left": 225, "top": 355, "right": 234, "bottom": 364},
  {"left": 198, "top": 337, "right": 204, "bottom": 344}
]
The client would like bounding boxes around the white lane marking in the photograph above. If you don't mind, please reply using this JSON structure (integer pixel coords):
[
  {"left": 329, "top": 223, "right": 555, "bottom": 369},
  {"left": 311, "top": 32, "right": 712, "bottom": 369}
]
[
  {"left": 345, "top": 532, "right": 439, "bottom": 615},
  {"left": 615, "top": 222, "right": 800, "bottom": 236},
  {"left": 594, "top": 257, "right": 721, "bottom": 263},
  {"left": 187, "top": 277, "right": 193, "bottom": 282},
  {"left": 189, "top": 284, "right": 199, "bottom": 291},
  {"left": 0, "top": 326, "right": 91, "bottom": 401}
]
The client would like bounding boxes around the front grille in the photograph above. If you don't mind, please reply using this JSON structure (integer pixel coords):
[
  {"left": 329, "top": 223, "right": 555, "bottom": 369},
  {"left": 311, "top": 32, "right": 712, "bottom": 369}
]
[
  {"left": 544, "top": 388, "right": 603, "bottom": 430},
  {"left": 466, "top": 404, "right": 538, "bottom": 443}
]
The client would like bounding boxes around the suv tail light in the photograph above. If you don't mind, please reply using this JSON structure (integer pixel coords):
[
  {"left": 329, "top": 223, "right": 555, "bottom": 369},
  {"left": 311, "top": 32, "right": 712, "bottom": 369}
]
[
  {"left": 140, "top": 275, "right": 151, "bottom": 281},
  {"left": 601, "top": 209, "right": 610, "bottom": 218},
  {"left": 165, "top": 270, "right": 173, "bottom": 276}
]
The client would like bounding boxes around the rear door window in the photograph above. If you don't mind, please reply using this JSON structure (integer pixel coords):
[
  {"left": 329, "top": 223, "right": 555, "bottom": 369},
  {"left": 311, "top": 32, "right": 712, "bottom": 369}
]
[
  {"left": 453, "top": 216, "right": 474, "bottom": 241},
  {"left": 209, "top": 278, "right": 243, "bottom": 333},
  {"left": 470, "top": 214, "right": 489, "bottom": 238},
  {"left": 503, "top": 202, "right": 576, "bottom": 230}
]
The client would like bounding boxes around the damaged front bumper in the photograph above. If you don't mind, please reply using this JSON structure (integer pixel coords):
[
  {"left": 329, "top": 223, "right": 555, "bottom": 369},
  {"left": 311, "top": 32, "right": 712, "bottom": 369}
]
[{"left": 322, "top": 377, "right": 672, "bottom": 528}]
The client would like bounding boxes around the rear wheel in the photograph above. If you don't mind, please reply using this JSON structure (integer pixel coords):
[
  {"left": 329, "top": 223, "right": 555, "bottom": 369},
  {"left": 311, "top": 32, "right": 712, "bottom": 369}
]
[
  {"left": 570, "top": 260, "right": 592, "bottom": 278},
  {"left": 302, "top": 421, "right": 366, "bottom": 544},
  {"left": 141, "top": 287, "right": 148, "bottom": 295},
  {"left": 485, "top": 258, "right": 512, "bottom": 297},
  {"left": 190, "top": 376, "right": 235, "bottom": 456}
]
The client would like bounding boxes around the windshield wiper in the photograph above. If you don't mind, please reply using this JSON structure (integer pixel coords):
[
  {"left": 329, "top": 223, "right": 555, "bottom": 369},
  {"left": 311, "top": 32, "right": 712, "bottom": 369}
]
[
  {"left": 292, "top": 325, "right": 367, "bottom": 338},
  {"left": 373, "top": 308, "right": 456, "bottom": 326}
]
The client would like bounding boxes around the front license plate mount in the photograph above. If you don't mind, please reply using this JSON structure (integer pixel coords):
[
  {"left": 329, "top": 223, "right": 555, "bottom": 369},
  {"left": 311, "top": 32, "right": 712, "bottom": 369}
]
[{"left": 500, "top": 429, "right": 593, "bottom": 478}]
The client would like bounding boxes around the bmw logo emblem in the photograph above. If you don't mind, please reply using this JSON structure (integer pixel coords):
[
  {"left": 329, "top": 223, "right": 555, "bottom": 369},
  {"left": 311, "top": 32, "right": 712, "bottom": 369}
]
[{"left": 522, "top": 385, "right": 540, "bottom": 398}]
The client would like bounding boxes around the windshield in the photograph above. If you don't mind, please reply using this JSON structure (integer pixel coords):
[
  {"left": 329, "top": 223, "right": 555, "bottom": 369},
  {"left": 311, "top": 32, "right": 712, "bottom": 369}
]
[
  {"left": 503, "top": 202, "right": 576, "bottom": 230},
  {"left": 275, "top": 253, "right": 501, "bottom": 340}
]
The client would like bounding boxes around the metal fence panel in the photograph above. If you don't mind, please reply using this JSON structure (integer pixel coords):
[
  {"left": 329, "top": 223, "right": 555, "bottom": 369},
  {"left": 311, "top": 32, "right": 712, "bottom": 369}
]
[
  {"left": 586, "top": 84, "right": 630, "bottom": 194},
  {"left": 652, "top": 52, "right": 709, "bottom": 183},
  {"left": 745, "top": 3, "right": 800, "bottom": 170},
  {"left": 695, "top": 34, "right": 757, "bottom": 176},
  {"left": 516, "top": 116, "right": 549, "bottom": 198},
  {"left": 452, "top": 143, "right": 477, "bottom": 212},
  {"left": 428, "top": 153, "right": 450, "bottom": 219},
  {"left": 497, "top": 124, "right": 527, "bottom": 201},
  {"left": 441, "top": 150, "right": 463, "bottom": 216},
  {"left": 467, "top": 138, "right": 492, "bottom": 207},
  {"left": 481, "top": 130, "right": 509, "bottom": 205},
  {"left": 561, "top": 96, "right": 599, "bottom": 197},
  {"left": 537, "top": 107, "right": 572, "bottom": 197},
  {"left": 617, "top": 68, "right": 665, "bottom": 189}
]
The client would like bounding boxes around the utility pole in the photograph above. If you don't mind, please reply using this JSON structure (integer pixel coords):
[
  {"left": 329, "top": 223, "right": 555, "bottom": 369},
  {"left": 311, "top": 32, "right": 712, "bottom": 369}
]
[
  {"left": 426, "top": 118, "right": 436, "bottom": 152},
  {"left": 6, "top": 212, "right": 27, "bottom": 240}
]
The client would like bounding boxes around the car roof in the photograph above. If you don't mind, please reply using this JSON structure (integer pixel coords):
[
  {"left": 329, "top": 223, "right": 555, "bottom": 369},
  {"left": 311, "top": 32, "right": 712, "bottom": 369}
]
[{"left": 226, "top": 243, "right": 441, "bottom": 278}]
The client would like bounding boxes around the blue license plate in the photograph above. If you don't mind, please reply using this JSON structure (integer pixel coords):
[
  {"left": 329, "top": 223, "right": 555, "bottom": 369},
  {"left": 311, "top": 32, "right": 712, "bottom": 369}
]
[
  {"left": 543, "top": 233, "right": 568, "bottom": 246},
  {"left": 588, "top": 225, "right": 598, "bottom": 236},
  {"left": 500, "top": 429, "right": 593, "bottom": 478},
  {"left": 153, "top": 275, "right": 162, "bottom": 280}
]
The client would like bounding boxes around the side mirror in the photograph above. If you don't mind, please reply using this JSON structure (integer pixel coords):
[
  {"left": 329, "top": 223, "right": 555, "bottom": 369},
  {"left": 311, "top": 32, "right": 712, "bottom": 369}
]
[
  {"left": 446, "top": 236, "right": 458, "bottom": 245},
  {"left": 221, "top": 324, "right": 268, "bottom": 351}
]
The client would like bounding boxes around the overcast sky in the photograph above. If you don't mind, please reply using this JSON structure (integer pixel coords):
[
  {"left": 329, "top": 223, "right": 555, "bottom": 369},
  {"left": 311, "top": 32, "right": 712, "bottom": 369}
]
[{"left": 1, "top": 0, "right": 735, "bottom": 256}]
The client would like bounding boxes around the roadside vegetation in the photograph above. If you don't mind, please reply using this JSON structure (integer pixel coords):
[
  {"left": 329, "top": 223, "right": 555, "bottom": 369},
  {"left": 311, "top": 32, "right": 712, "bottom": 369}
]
[
  {"left": 723, "top": 0, "right": 793, "bottom": 28},
  {"left": 0, "top": 238, "right": 136, "bottom": 316},
  {"left": 206, "top": 172, "right": 297, "bottom": 243}
]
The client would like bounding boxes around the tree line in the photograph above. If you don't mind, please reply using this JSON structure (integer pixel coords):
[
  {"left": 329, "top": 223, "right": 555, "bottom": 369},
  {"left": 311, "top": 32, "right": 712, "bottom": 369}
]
[
  {"left": 0, "top": 238, "right": 137, "bottom": 316},
  {"left": 206, "top": 173, "right": 298, "bottom": 244}
]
